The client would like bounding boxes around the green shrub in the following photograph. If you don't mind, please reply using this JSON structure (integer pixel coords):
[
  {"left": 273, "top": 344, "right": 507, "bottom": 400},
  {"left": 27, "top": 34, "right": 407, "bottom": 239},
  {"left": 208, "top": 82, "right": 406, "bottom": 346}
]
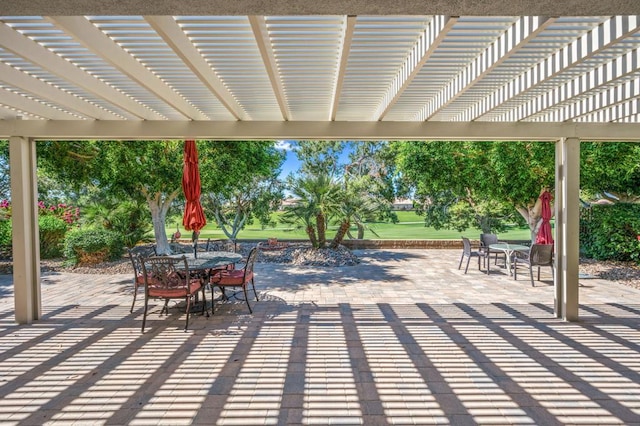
[
  {"left": 580, "top": 203, "right": 640, "bottom": 263},
  {"left": 39, "top": 215, "right": 69, "bottom": 259},
  {"left": 0, "top": 219, "right": 11, "bottom": 258},
  {"left": 82, "top": 200, "right": 152, "bottom": 248},
  {"left": 63, "top": 227, "right": 124, "bottom": 264}
]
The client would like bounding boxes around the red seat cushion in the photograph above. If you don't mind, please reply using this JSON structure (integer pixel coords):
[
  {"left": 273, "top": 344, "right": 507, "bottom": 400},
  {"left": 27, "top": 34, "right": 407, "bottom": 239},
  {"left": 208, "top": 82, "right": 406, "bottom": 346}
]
[
  {"left": 211, "top": 270, "right": 252, "bottom": 286},
  {"left": 148, "top": 279, "right": 201, "bottom": 298}
]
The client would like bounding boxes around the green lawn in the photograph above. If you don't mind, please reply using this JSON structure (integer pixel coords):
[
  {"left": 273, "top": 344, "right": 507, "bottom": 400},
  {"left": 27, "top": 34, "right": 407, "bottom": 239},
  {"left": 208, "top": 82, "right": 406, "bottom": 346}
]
[{"left": 169, "top": 210, "right": 532, "bottom": 241}]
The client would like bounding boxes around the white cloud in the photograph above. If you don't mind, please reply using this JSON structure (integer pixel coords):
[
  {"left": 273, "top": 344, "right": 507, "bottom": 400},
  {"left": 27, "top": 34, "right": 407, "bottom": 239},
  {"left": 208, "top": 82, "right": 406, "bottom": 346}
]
[{"left": 275, "top": 140, "right": 294, "bottom": 151}]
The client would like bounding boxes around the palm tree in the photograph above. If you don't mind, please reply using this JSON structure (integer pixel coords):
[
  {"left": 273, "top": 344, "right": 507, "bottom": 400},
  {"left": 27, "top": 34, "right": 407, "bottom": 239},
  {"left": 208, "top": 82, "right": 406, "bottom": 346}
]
[{"left": 284, "top": 173, "right": 342, "bottom": 249}]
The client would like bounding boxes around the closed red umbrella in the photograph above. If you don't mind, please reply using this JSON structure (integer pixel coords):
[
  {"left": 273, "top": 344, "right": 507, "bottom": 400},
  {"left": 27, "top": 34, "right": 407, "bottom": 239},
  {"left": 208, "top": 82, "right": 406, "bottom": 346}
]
[
  {"left": 536, "top": 190, "right": 553, "bottom": 244},
  {"left": 182, "top": 140, "right": 206, "bottom": 234}
]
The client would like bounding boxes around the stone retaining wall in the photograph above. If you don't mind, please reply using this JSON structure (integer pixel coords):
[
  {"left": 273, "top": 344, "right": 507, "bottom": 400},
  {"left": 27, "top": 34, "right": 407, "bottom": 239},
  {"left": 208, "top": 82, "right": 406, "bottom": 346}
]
[
  {"left": 341, "top": 239, "right": 462, "bottom": 249},
  {"left": 196, "top": 238, "right": 531, "bottom": 250}
]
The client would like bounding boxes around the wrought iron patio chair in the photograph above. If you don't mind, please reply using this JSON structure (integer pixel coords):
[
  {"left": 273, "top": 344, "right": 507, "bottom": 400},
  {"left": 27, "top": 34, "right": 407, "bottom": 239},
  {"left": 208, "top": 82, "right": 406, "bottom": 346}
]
[
  {"left": 127, "top": 246, "right": 156, "bottom": 313},
  {"left": 140, "top": 255, "right": 205, "bottom": 332},
  {"left": 209, "top": 243, "right": 261, "bottom": 313}
]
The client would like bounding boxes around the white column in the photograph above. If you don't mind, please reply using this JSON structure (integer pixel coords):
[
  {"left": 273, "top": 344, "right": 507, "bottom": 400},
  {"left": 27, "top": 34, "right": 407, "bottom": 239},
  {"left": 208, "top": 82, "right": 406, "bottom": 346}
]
[
  {"left": 554, "top": 137, "right": 580, "bottom": 321},
  {"left": 9, "top": 136, "right": 40, "bottom": 324}
]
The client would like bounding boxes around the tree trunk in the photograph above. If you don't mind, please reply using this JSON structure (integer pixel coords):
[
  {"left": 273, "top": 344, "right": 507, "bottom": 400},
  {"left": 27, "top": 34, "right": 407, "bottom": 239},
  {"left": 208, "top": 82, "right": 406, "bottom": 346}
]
[
  {"left": 146, "top": 189, "right": 180, "bottom": 255},
  {"left": 357, "top": 223, "right": 365, "bottom": 239},
  {"left": 330, "top": 220, "right": 350, "bottom": 249},
  {"left": 306, "top": 225, "right": 318, "bottom": 248},
  {"left": 316, "top": 212, "right": 326, "bottom": 248},
  {"left": 515, "top": 187, "right": 551, "bottom": 243}
]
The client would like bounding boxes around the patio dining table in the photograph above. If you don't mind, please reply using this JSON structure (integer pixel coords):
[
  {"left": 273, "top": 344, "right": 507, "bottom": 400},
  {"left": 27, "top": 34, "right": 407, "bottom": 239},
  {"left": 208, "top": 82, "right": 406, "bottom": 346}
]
[
  {"left": 487, "top": 243, "right": 529, "bottom": 276},
  {"left": 167, "top": 251, "right": 242, "bottom": 274},
  {"left": 166, "top": 251, "right": 243, "bottom": 313}
]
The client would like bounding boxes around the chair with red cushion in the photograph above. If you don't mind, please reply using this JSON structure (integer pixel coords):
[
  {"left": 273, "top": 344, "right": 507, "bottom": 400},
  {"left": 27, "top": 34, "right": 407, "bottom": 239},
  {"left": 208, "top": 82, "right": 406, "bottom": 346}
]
[
  {"left": 209, "top": 244, "right": 260, "bottom": 313},
  {"left": 140, "top": 255, "right": 205, "bottom": 332},
  {"left": 127, "top": 246, "right": 154, "bottom": 313}
]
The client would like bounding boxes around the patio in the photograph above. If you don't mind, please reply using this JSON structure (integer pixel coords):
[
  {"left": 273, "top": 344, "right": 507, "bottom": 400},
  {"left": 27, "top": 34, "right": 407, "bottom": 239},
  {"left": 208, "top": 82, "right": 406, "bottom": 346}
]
[{"left": 1, "top": 248, "right": 639, "bottom": 425}]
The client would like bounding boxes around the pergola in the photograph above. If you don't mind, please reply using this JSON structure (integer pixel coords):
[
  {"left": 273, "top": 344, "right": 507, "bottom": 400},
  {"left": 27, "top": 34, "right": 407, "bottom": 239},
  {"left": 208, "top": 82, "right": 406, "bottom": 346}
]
[{"left": 1, "top": 1, "right": 640, "bottom": 325}]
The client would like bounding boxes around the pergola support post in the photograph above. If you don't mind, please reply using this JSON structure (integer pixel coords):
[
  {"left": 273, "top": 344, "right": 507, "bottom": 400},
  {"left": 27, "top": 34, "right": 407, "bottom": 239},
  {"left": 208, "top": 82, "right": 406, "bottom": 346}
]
[
  {"left": 554, "top": 137, "right": 580, "bottom": 321},
  {"left": 9, "top": 136, "right": 41, "bottom": 324}
]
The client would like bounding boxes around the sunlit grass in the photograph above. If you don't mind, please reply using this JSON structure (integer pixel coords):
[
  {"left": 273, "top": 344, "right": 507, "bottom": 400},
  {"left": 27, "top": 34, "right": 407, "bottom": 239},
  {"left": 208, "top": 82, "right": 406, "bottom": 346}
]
[{"left": 168, "top": 210, "right": 533, "bottom": 241}]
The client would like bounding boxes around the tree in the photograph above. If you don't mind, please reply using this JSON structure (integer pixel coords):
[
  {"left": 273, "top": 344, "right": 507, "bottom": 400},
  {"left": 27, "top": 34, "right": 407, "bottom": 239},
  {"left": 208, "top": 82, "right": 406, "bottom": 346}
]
[
  {"left": 284, "top": 173, "right": 341, "bottom": 248},
  {"left": 39, "top": 140, "right": 184, "bottom": 254},
  {"left": 292, "top": 140, "right": 346, "bottom": 177},
  {"left": 394, "top": 141, "right": 555, "bottom": 240},
  {"left": 0, "top": 141, "right": 10, "bottom": 200},
  {"left": 581, "top": 142, "right": 640, "bottom": 203},
  {"left": 38, "top": 140, "right": 284, "bottom": 254},
  {"left": 342, "top": 141, "right": 398, "bottom": 239},
  {"left": 199, "top": 141, "right": 285, "bottom": 241}
]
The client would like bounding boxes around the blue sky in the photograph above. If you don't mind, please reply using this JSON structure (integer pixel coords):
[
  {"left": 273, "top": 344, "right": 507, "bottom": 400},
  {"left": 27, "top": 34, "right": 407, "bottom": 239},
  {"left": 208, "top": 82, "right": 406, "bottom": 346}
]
[{"left": 274, "top": 140, "right": 298, "bottom": 179}]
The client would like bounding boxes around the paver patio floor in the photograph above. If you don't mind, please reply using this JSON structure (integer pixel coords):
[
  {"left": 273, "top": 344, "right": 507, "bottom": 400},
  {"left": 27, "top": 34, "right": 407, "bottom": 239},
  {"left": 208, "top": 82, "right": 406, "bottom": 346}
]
[{"left": 0, "top": 249, "right": 639, "bottom": 425}]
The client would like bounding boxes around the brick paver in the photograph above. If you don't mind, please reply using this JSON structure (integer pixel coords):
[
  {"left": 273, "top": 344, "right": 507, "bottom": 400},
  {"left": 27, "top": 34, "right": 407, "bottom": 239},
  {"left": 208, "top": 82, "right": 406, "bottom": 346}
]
[{"left": 0, "top": 249, "right": 639, "bottom": 425}]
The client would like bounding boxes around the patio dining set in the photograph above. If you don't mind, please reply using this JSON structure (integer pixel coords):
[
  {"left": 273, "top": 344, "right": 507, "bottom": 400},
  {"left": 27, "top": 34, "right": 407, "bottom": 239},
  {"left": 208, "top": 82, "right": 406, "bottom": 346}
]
[
  {"left": 459, "top": 233, "right": 555, "bottom": 286},
  {"left": 127, "top": 240, "right": 261, "bottom": 333}
]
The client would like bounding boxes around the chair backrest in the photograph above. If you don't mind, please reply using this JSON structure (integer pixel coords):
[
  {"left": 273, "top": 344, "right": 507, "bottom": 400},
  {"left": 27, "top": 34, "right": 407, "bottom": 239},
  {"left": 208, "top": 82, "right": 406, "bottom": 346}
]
[
  {"left": 142, "top": 255, "right": 190, "bottom": 291},
  {"left": 461, "top": 237, "right": 473, "bottom": 255},
  {"left": 480, "top": 233, "right": 499, "bottom": 247},
  {"left": 127, "top": 248, "right": 144, "bottom": 278},
  {"left": 242, "top": 244, "right": 261, "bottom": 279},
  {"left": 206, "top": 238, "right": 222, "bottom": 252},
  {"left": 529, "top": 244, "right": 554, "bottom": 266}
]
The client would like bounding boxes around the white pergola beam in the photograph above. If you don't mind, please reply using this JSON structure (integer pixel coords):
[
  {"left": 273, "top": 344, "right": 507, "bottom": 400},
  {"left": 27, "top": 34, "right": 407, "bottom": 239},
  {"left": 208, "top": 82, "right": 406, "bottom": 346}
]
[
  {"left": 249, "top": 15, "right": 290, "bottom": 121},
  {"left": 0, "top": 22, "right": 163, "bottom": 120},
  {"left": 330, "top": 15, "right": 356, "bottom": 121},
  {"left": 560, "top": 76, "right": 640, "bottom": 123},
  {"left": 48, "top": 16, "right": 209, "bottom": 121},
  {"left": 462, "top": 15, "right": 640, "bottom": 121},
  {"left": 521, "top": 44, "right": 640, "bottom": 122},
  {"left": 423, "top": 16, "right": 555, "bottom": 120},
  {"left": 0, "top": 86, "right": 82, "bottom": 120},
  {"left": 0, "top": 62, "right": 120, "bottom": 120},
  {"left": 374, "top": 16, "right": 457, "bottom": 121},
  {"left": 3, "top": 119, "right": 640, "bottom": 141},
  {"left": 145, "top": 15, "right": 248, "bottom": 121}
]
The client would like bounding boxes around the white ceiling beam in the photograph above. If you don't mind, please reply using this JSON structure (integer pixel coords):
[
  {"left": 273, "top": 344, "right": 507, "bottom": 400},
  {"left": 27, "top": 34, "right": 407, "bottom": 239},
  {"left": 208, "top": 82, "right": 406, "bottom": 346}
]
[
  {"left": 249, "top": 15, "right": 290, "bottom": 121},
  {"left": 528, "top": 48, "right": 640, "bottom": 122},
  {"left": 374, "top": 16, "right": 458, "bottom": 121},
  {"left": 564, "top": 76, "right": 640, "bottom": 122},
  {"left": 0, "top": 62, "right": 120, "bottom": 120},
  {"left": 48, "top": 16, "right": 209, "bottom": 121},
  {"left": 461, "top": 15, "right": 640, "bottom": 121},
  {"left": 330, "top": 15, "right": 356, "bottom": 121},
  {"left": 422, "top": 16, "right": 555, "bottom": 121},
  {"left": 0, "top": 87, "right": 82, "bottom": 120},
  {"left": 145, "top": 15, "right": 248, "bottom": 121},
  {"left": 3, "top": 119, "right": 640, "bottom": 141},
  {"left": 578, "top": 98, "right": 640, "bottom": 123},
  {"left": 519, "top": 47, "right": 640, "bottom": 123},
  {"left": 0, "top": 22, "right": 162, "bottom": 120}
]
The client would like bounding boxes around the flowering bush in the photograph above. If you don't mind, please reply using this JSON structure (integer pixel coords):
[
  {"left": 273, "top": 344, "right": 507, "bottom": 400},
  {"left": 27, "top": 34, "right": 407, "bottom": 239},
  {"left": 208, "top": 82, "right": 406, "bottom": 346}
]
[
  {"left": 0, "top": 200, "right": 80, "bottom": 259},
  {"left": 37, "top": 201, "right": 80, "bottom": 225}
]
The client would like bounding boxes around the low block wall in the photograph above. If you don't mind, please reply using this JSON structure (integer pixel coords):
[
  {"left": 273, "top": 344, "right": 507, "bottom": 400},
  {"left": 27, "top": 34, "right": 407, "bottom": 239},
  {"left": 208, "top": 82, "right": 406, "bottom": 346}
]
[{"left": 342, "top": 239, "right": 461, "bottom": 249}]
